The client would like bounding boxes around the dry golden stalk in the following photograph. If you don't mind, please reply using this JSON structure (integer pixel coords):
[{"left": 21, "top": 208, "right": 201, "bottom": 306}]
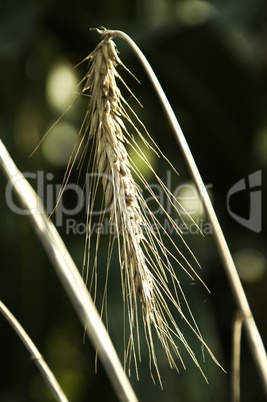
[{"left": 62, "top": 29, "right": 222, "bottom": 385}]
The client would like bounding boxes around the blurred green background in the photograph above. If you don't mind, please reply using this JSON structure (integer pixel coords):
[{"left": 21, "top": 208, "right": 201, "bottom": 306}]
[{"left": 0, "top": 0, "right": 267, "bottom": 401}]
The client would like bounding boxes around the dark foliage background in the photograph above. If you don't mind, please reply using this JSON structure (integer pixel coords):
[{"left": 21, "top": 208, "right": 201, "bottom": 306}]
[{"left": 0, "top": 1, "right": 266, "bottom": 401}]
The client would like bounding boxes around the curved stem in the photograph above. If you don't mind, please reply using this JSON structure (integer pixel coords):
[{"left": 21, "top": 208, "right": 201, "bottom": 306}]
[
  {"left": 0, "top": 300, "right": 68, "bottom": 402},
  {"left": 0, "top": 139, "right": 139, "bottom": 402},
  {"left": 102, "top": 28, "right": 267, "bottom": 396}
]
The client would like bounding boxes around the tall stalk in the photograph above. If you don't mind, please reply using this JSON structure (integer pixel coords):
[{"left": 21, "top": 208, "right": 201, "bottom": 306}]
[
  {"left": 0, "top": 139, "right": 138, "bottom": 402},
  {"left": 100, "top": 28, "right": 267, "bottom": 395}
]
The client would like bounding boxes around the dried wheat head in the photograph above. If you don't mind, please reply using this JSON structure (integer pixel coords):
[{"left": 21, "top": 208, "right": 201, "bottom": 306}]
[{"left": 59, "top": 28, "right": 222, "bottom": 386}]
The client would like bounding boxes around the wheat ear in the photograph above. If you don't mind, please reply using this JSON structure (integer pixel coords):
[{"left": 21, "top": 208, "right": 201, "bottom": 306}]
[{"left": 60, "top": 29, "right": 224, "bottom": 385}]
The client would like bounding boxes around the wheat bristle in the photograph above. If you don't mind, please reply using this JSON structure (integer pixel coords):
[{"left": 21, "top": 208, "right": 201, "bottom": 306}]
[{"left": 62, "top": 29, "right": 222, "bottom": 385}]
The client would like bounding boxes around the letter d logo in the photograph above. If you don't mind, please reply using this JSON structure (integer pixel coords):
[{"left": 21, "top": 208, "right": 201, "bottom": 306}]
[{"left": 227, "top": 170, "right": 262, "bottom": 233}]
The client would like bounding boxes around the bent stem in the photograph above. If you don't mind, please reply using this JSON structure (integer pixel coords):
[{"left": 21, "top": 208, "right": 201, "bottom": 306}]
[
  {"left": 231, "top": 311, "right": 243, "bottom": 402},
  {"left": 98, "top": 28, "right": 267, "bottom": 396},
  {"left": 0, "top": 139, "right": 138, "bottom": 402},
  {"left": 0, "top": 301, "right": 69, "bottom": 402}
]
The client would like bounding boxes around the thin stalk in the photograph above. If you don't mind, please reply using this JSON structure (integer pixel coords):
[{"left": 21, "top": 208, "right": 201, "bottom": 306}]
[
  {"left": 231, "top": 311, "right": 243, "bottom": 402},
  {"left": 0, "top": 139, "right": 138, "bottom": 402},
  {"left": 0, "top": 300, "right": 69, "bottom": 402},
  {"left": 100, "top": 29, "right": 267, "bottom": 396}
]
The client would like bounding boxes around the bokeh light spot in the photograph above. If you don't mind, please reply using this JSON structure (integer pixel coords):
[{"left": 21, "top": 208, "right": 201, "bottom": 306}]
[
  {"left": 42, "top": 122, "right": 77, "bottom": 166},
  {"left": 252, "top": 127, "right": 267, "bottom": 167},
  {"left": 234, "top": 248, "right": 266, "bottom": 284},
  {"left": 174, "top": 181, "right": 213, "bottom": 220},
  {"left": 46, "top": 61, "right": 79, "bottom": 112},
  {"left": 176, "top": 0, "right": 216, "bottom": 26},
  {"left": 128, "top": 138, "right": 158, "bottom": 182}
]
